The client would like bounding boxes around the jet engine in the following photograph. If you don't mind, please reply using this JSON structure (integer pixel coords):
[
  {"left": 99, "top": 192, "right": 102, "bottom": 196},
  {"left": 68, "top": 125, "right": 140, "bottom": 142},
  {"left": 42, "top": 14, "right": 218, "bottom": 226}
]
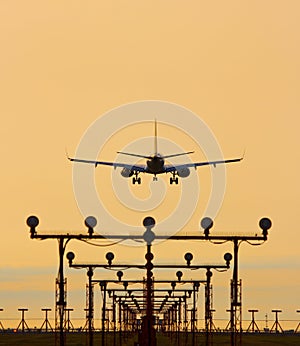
[
  {"left": 121, "top": 167, "right": 134, "bottom": 178},
  {"left": 177, "top": 167, "right": 190, "bottom": 178}
]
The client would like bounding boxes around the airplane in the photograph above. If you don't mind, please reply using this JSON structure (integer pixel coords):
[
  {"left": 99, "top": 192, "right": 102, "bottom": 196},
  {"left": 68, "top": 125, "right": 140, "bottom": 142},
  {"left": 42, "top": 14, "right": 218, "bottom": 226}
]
[{"left": 68, "top": 120, "right": 243, "bottom": 185}]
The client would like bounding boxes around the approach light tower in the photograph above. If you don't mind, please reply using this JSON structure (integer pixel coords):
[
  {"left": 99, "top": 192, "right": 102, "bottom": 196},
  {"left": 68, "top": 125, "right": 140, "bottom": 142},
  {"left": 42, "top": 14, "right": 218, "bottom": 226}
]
[
  {"left": 26, "top": 215, "right": 98, "bottom": 346},
  {"left": 27, "top": 213, "right": 271, "bottom": 346},
  {"left": 200, "top": 216, "right": 272, "bottom": 346}
]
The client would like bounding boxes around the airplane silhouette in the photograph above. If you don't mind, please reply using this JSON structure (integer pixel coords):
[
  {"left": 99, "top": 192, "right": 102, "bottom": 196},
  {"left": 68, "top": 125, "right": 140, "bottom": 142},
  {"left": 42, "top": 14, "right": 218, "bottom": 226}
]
[{"left": 68, "top": 120, "right": 242, "bottom": 184}]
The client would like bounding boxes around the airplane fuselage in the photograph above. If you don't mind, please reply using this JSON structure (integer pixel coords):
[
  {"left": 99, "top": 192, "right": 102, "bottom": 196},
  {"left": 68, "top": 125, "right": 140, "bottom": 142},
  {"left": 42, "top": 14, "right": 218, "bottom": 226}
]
[{"left": 146, "top": 154, "right": 165, "bottom": 174}]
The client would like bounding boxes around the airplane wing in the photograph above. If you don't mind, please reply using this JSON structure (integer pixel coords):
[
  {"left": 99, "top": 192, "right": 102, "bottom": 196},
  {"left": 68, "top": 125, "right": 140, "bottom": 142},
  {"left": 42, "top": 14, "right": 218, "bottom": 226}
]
[
  {"left": 165, "top": 157, "right": 243, "bottom": 172},
  {"left": 68, "top": 157, "right": 146, "bottom": 172}
]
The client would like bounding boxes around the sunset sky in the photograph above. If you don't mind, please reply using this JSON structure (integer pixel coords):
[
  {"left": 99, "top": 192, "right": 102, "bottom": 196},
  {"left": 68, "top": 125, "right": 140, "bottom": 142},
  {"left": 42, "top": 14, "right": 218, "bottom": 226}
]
[{"left": 0, "top": 1, "right": 300, "bottom": 327}]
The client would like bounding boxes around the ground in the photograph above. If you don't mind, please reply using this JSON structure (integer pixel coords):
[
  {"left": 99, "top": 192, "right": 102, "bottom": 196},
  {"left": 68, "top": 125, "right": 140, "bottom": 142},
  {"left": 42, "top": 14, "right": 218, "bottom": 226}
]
[{"left": 0, "top": 332, "right": 299, "bottom": 346}]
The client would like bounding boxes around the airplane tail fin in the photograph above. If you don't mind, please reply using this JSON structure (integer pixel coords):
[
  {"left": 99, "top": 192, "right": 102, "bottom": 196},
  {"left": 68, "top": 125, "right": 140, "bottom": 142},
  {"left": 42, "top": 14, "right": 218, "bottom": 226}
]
[
  {"left": 153, "top": 120, "right": 194, "bottom": 159},
  {"left": 154, "top": 119, "right": 158, "bottom": 155}
]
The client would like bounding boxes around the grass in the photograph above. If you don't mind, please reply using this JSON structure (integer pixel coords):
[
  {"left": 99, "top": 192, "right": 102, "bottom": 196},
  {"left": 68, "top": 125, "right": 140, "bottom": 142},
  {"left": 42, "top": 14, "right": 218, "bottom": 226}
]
[{"left": 0, "top": 331, "right": 299, "bottom": 345}]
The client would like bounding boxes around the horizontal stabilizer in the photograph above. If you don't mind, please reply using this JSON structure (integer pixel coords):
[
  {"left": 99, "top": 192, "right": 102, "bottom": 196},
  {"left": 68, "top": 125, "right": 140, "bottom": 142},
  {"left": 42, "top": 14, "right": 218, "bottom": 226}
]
[
  {"left": 117, "top": 151, "right": 151, "bottom": 159},
  {"left": 162, "top": 151, "right": 194, "bottom": 159}
]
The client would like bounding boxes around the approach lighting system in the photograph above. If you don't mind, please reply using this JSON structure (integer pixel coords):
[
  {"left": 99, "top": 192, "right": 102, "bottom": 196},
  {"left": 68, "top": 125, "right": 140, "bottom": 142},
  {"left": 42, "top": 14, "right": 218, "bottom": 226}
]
[
  {"left": 259, "top": 217, "right": 272, "bottom": 238},
  {"left": 201, "top": 217, "right": 214, "bottom": 237},
  {"left": 105, "top": 252, "right": 114, "bottom": 266},
  {"left": 84, "top": 216, "right": 97, "bottom": 236},
  {"left": 87, "top": 268, "right": 93, "bottom": 278},
  {"left": 194, "top": 281, "right": 200, "bottom": 290},
  {"left": 27, "top": 213, "right": 272, "bottom": 346},
  {"left": 184, "top": 252, "right": 193, "bottom": 266},
  {"left": 66, "top": 252, "right": 75, "bottom": 265},
  {"left": 26, "top": 216, "right": 39, "bottom": 236},
  {"left": 176, "top": 270, "right": 183, "bottom": 282},
  {"left": 206, "top": 269, "right": 213, "bottom": 279},
  {"left": 117, "top": 271, "right": 123, "bottom": 281},
  {"left": 99, "top": 281, "right": 106, "bottom": 289},
  {"left": 143, "top": 216, "right": 156, "bottom": 228},
  {"left": 224, "top": 252, "right": 233, "bottom": 267},
  {"left": 143, "top": 231, "right": 155, "bottom": 244}
]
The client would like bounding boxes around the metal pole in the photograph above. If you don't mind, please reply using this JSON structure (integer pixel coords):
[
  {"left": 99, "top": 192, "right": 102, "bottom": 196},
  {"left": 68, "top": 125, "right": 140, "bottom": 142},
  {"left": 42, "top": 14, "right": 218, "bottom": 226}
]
[
  {"left": 45, "top": 309, "right": 49, "bottom": 332},
  {"left": 146, "top": 244, "right": 153, "bottom": 346},
  {"left": 294, "top": 310, "right": 300, "bottom": 333},
  {"left": 101, "top": 282, "right": 107, "bottom": 346},
  {"left": 87, "top": 267, "right": 94, "bottom": 346},
  {"left": 251, "top": 310, "right": 255, "bottom": 332},
  {"left": 113, "top": 293, "right": 116, "bottom": 346},
  {"left": 184, "top": 292, "right": 187, "bottom": 332},
  {"left": 41, "top": 308, "right": 52, "bottom": 332},
  {"left": 192, "top": 284, "right": 196, "bottom": 346},
  {"left": 22, "top": 309, "right": 25, "bottom": 332},
  {"left": 119, "top": 298, "right": 122, "bottom": 346},
  {"left": 231, "top": 239, "right": 239, "bottom": 346},
  {"left": 205, "top": 269, "right": 212, "bottom": 346},
  {"left": 178, "top": 298, "right": 181, "bottom": 346},
  {"left": 58, "top": 239, "right": 65, "bottom": 346},
  {"left": 17, "top": 308, "right": 29, "bottom": 332}
]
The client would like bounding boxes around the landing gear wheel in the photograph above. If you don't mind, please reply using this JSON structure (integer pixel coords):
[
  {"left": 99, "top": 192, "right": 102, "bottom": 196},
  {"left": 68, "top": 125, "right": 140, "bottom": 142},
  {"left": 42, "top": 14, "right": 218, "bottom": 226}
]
[
  {"left": 170, "top": 176, "right": 179, "bottom": 185},
  {"left": 132, "top": 176, "right": 141, "bottom": 185}
]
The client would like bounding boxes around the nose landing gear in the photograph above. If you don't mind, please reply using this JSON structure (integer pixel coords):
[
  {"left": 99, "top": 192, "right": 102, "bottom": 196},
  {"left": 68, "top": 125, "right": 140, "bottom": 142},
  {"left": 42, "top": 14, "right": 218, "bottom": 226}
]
[
  {"left": 132, "top": 173, "right": 141, "bottom": 185},
  {"left": 170, "top": 175, "right": 179, "bottom": 185}
]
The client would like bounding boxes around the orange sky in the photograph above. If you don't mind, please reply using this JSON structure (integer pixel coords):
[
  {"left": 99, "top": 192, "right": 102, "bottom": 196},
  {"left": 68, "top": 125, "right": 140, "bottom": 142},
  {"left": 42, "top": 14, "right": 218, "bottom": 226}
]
[{"left": 0, "top": 1, "right": 300, "bottom": 326}]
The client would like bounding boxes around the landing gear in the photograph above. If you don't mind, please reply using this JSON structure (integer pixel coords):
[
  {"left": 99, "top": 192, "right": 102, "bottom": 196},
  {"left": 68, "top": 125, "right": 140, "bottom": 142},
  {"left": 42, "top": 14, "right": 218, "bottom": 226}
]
[
  {"left": 170, "top": 176, "right": 179, "bottom": 185},
  {"left": 132, "top": 176, "right": 141, "bottom": 185}
]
